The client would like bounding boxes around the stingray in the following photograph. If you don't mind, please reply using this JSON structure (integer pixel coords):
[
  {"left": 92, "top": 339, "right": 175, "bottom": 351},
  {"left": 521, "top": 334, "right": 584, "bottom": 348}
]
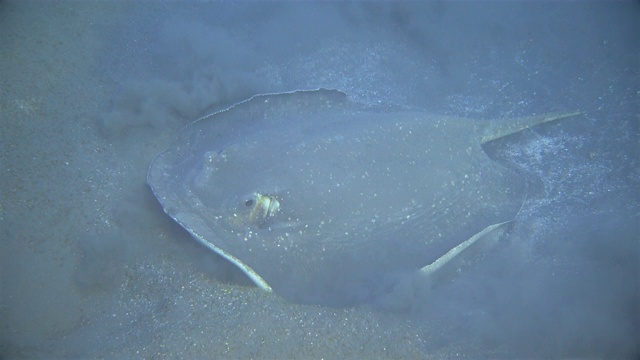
[{"left": 147, "top": 89, "right": 579, "bottom": 305}]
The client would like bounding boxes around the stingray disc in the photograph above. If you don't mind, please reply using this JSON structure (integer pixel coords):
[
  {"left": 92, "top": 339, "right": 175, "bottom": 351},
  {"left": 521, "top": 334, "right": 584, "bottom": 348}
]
[{"left": 148, "top": 89, "right": 531, "bottom": 305}]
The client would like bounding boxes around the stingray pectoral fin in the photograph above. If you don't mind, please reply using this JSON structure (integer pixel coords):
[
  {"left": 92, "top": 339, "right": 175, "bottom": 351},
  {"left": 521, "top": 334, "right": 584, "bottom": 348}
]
[
  {"left": 375, "top": 220, "right": 514, "bottom": 311},
  {"left": 480, "top": 111, "right": 582, "bottom": 144},
  {"left": 189, "top": 227, "right": 273, "bottom": 292},
  {"left": 419, "top": 219, "right": 513, "bottom": 287}
]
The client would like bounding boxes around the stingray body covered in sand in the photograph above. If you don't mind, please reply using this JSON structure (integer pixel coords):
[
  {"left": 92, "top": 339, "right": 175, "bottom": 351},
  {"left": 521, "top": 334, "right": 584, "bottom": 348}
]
[{"left": 148, "top": 89, "right": 579, "bottom": 305}]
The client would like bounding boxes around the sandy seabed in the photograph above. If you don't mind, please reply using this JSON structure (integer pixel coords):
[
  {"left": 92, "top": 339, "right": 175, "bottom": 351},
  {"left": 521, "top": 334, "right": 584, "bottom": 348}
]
[{"left": 1, "top": 1, "right": 638, "bottom": 358}]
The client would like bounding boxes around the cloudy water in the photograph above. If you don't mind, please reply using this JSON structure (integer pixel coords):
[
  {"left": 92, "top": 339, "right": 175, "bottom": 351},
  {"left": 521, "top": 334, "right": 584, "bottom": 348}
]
[{"left": 1, "top": 1, "right": 638, "bottom": 358}]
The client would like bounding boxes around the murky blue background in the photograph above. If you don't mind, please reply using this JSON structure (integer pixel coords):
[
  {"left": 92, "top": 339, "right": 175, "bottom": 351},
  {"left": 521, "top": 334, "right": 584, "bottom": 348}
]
[{"left": 1, "top": 1, "right": 638, "bottom": 358}]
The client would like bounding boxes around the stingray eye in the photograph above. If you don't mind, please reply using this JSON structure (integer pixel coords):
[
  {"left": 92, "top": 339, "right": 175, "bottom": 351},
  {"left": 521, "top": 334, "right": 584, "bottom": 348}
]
[{"left": 245, "top": 199, "right": 254, "bottom": 207}]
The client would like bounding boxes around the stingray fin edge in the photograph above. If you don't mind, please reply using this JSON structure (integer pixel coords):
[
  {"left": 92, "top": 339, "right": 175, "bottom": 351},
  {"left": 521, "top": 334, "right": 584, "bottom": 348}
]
[{"left": 481, "top": 111, "right": 582, "bottom": 144}]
